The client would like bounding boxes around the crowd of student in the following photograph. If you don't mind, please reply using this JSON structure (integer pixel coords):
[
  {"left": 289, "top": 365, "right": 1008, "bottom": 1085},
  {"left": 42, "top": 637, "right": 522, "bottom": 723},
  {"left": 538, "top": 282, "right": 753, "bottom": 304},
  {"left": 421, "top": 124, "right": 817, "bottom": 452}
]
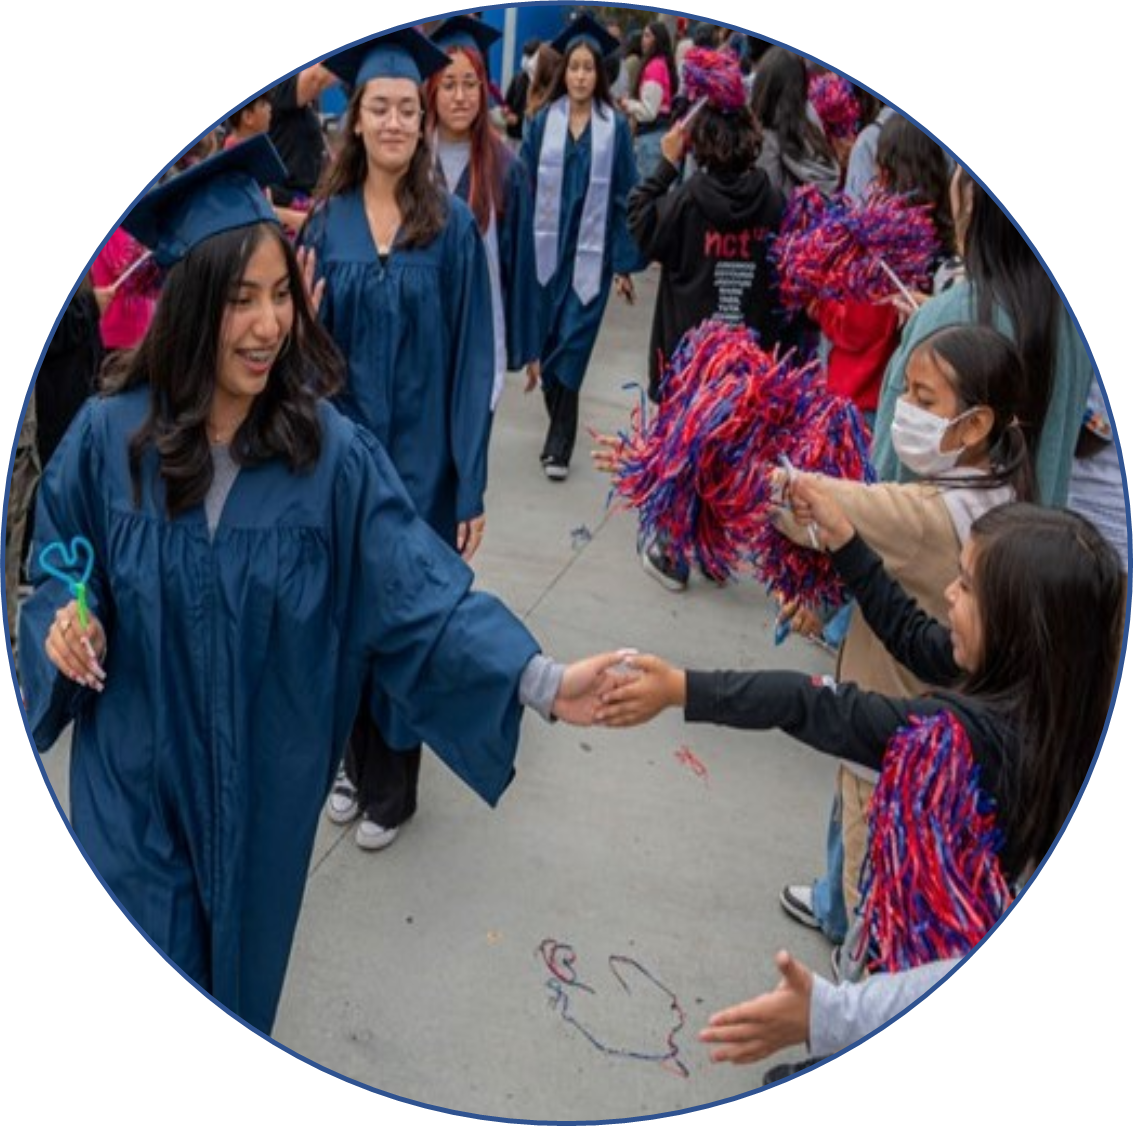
[{"left": 5, "top": 9, "right": 1126, "bottom": 1091}]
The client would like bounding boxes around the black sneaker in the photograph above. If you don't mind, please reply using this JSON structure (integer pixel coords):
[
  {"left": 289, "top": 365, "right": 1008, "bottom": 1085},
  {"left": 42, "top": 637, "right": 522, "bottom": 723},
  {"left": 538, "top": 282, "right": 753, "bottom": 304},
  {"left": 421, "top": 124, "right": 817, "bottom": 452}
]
[
  {"left": 762, "top": 1057, "right": 826, "bottom": 1085},
  {"left": 640, "top": 540, "right": 689, "bottom": 591}
]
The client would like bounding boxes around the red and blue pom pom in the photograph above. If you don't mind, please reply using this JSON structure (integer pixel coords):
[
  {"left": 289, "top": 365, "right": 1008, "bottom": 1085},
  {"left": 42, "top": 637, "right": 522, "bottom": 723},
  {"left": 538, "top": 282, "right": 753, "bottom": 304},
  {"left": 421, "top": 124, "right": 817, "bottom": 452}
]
[
  {"left": 681, "top": 47, "right": 747, "bottom": 114},
  {"left": 609, "top": 321, "right": 874, "bottom": 605},
  {"left": 808, "top": 73, "right": 860, "bottom": 141},
  {"left": 772, "top": 187, "right": 940, "bottom": 312},
  {"left": 858, "top": 711, "right": 1013, "bottom": 973}
]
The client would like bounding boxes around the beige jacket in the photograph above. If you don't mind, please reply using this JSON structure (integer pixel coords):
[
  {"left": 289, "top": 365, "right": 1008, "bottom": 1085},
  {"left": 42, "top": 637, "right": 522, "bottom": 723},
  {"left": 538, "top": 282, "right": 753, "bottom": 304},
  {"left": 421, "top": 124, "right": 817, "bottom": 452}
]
[{"left": 776, "top": 476, "right": 962, "bottom": 699}]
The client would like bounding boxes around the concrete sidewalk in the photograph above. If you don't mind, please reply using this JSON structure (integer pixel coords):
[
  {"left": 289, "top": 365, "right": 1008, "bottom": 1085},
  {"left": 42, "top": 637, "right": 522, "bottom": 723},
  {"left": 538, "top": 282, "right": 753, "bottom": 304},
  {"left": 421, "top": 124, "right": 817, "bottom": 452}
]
[{"left": 40, "top": 267, "right": 843, "bottom": 1120}]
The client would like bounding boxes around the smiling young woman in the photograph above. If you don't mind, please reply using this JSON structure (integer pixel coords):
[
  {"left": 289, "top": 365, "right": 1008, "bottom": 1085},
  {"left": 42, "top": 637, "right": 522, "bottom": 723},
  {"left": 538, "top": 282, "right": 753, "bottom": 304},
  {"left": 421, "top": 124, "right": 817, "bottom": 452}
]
[
  {"left": 19, "top": 134, "right": 626, "bottom": 1036},
  {"left": 302, "top": 29, "right": 498, "bottom": 852},
  {"left": 424, "top": 15, "right": 540, "bottom": 413}
]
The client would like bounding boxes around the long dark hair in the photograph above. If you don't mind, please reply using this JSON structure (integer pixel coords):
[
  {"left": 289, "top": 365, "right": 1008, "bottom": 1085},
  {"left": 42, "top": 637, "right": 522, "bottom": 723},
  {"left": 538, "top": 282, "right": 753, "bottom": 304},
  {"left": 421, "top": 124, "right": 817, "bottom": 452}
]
[
  {"left": 964, "top": 503, "right": 1123, "bottom": 874},
  {"left": 876, "top": 115, "right": 954, "bottom": 255},
  {"left": 633, "top": 21, "right": 678, "bottom": 100},
  {"left": 425, "top": 45, "right": 509, "bottom": 233},
  {"left": 752, "top": 47, "right": 835, "bottom": 166},
  {"left": 102, "top": 223, "right": 342, "bottom": 517},
  {"left": 549, "top": 40, "right": 615, "bottom": 107},
  {"left": 956, "top": 168, "right": 1060, "bottom": 473},
  {"left": 317, "top": 82, "right": 449, "bottom": 249},
  {"left": 912, "top": 325, "right": 1035, "bottom": 500}
]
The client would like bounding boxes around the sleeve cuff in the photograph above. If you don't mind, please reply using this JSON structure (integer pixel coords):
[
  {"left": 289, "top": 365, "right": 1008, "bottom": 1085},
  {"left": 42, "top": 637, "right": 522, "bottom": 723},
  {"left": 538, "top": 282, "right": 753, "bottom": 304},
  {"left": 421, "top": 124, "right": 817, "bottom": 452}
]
[{"left": 518, "top": 653, "right": 563, "bottom": 723}]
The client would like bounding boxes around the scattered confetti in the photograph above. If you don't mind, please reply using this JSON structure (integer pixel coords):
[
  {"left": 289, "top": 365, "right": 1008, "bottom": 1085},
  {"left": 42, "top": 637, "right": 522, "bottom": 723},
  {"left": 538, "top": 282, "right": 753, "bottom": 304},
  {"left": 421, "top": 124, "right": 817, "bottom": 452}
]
[
  {"left": 537, "top": 939, "right": 689, "bottom": 1078},
  {"left": 674, "top": 745, "right": 709, "bottom": 785}
]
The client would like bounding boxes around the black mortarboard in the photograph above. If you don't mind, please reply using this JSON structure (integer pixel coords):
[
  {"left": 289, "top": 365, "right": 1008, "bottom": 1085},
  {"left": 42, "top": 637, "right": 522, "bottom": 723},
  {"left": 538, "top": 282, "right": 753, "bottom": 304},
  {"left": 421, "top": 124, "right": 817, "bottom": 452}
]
[
  {"left": 323, "top": 27, "right": 451, "bottom": 90},
  {"left": 122, "top": 134, "right": 285, "bottom": 267},
  {"left": 430, "top": 15, "right": 501, "bottom": 58},
  {"left": 549, "top": 13, "right": 621, "bottom": 59}
]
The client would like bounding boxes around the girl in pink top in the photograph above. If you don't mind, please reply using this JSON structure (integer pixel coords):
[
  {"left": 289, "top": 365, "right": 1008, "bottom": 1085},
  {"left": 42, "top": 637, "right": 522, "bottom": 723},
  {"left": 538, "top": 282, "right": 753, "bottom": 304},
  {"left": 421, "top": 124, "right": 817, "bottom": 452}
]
[{"left": 618, "top": 21, "right": 678, "bottom": 180}]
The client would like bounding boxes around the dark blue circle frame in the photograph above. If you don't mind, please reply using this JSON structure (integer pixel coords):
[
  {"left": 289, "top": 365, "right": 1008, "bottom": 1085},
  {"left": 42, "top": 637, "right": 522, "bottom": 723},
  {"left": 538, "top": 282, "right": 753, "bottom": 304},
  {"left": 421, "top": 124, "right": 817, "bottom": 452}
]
[{"left": 4, "top": 3, "right": 1129, "bottom": 1122}]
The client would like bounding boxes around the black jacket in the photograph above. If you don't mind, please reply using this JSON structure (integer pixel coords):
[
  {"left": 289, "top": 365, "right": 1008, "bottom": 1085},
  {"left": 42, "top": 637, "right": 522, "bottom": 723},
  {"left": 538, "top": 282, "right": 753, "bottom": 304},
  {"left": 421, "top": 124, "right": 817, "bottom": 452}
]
[
  {"left": 684, "top": 535, "right": 1022, "bottom": 875},
  {"left": 628, "top": 157, "right": 785, "bottom": 402}
]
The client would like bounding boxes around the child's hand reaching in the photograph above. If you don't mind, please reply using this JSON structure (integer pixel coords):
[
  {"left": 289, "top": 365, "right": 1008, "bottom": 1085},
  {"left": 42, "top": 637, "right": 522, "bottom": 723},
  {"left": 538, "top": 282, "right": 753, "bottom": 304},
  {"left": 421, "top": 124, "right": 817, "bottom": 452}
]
[
  {"left": 777, "top": 598, "right": 824, "bottom": 641},
  {"left": 596, "top": 654, "right": 685, "bottom": 727},
  {"left": 699, "top": 950, "right": 814, "bottom": 1065},
  {"left": 589, "top": 431, "right": 625, "bottom": 475}
]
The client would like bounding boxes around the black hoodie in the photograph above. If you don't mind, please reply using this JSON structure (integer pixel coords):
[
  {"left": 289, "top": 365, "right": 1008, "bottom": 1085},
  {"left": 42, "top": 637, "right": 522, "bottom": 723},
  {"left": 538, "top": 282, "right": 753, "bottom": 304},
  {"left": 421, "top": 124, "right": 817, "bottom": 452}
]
[{"left": 628, "top": 157, "right": 786, "bottom": 402}]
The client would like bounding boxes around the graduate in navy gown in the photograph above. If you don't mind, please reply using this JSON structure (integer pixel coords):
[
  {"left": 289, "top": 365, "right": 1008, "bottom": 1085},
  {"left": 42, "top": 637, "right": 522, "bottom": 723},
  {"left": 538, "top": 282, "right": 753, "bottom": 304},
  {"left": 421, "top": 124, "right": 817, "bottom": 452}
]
[
  {"left": 520, "top": 14, "right": 644, "bottom": 480},
  {"left": 18, "top": 136, "right": 626, "bottom": 1036},
  {"left": 300, "top": 30, "right": 499, "bottom": 851},
  {"left": 426, "top": 15, "right": 540, "bottom": 410}
]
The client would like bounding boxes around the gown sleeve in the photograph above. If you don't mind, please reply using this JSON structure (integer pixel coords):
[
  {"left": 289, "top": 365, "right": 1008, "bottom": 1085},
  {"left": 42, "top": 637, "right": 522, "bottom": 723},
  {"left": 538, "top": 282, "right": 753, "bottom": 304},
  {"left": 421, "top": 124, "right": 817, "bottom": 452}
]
[
  {"left": 445, "top": 208, "right": 496, "bottom": 524},
  {"left": 499, "top": 153, "right": 542, "bottom": 370},
  {"left": 335, "top": 426, "right": 540, "bottom": 805},
  {"left": 18, "top": 400, "right": 112, "bottom": 750}
]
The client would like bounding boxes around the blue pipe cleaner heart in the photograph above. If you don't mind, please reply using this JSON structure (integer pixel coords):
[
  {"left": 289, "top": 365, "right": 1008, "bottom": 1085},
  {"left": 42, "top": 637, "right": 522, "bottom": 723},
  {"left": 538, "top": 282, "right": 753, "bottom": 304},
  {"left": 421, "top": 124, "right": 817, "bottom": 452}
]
[{"left": 39, "top": 536, "right": 95, "bottom": 590}]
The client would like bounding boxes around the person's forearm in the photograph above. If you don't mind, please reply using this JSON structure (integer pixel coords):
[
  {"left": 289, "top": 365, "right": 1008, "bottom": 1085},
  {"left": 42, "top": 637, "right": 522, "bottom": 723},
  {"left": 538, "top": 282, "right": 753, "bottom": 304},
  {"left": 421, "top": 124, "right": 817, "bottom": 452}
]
[
  {"left": 809, "top": 959, "right": 960, "bottom": 1056},
  {"left": 296, "top": 63, "right": 337, "bottom": 107}
]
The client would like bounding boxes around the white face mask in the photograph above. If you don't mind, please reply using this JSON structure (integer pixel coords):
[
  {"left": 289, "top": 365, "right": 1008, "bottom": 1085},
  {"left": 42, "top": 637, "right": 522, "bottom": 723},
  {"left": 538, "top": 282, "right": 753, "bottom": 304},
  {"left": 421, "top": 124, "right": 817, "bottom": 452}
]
[
  {"left": 523, "top": 53, "right": 538, "bottom": 79},
  {"left": 891, "top": 398, "right": 969, "bottom": 476}
]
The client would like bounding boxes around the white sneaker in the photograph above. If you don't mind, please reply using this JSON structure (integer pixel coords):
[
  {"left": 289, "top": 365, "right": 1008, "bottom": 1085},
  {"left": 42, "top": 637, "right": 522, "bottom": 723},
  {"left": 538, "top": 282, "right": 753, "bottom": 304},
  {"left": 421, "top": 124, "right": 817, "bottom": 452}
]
[
  {"left": 325, "top": 773, "right": 359, "bottom": 825},
  {"left": 779, "top": 883, "right": 822, "bottom": 930},
  {"left": 355, "top": 819, "right": 400, "bottom": 851}
]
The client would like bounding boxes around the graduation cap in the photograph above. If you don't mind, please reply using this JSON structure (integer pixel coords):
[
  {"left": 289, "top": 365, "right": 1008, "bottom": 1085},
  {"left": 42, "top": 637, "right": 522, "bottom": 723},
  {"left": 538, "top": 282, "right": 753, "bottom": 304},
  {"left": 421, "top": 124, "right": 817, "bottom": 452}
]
[
  {"left": 323, "top": 27, "right": 452, "bottom": 90},
  {"left": 122, "top": 134, "right": 285, "bottom": 267},
  {"left": 430, "top": 15, "right": 501, "bottom": 58},
  {"left": 549, "top": 13, "right": 621, "bottom": 59}
]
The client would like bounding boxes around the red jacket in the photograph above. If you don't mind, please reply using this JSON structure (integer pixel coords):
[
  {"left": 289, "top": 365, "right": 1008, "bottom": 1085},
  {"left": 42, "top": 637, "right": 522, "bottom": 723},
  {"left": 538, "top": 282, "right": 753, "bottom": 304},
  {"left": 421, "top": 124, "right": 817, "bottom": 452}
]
[{"left": 815, "top": 299, "right": 900, "bottom": 413}]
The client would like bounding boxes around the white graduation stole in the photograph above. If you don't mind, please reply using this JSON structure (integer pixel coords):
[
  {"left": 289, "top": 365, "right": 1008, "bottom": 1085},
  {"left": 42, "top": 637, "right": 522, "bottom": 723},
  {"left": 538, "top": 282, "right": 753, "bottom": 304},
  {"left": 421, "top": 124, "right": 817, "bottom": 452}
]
[{"left": 534, "top": 97, "right": 615, "bottom": 305}]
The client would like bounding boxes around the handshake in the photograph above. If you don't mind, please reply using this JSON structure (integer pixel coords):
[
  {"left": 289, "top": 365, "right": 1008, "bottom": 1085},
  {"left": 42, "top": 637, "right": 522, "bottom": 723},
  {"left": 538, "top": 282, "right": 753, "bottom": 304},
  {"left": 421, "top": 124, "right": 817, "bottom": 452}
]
[{"left": 549, "top": 650, "right": 686, "bottom": 727}]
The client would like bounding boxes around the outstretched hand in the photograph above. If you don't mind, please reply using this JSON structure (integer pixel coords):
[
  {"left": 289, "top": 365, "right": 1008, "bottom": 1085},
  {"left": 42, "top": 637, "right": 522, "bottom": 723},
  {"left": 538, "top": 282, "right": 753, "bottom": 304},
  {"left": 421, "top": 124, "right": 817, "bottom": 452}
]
[
  {"left": 589, "top": 431, "right": 625, "bottom": 475},
  {"left": 596, "top": 653, "right": 685, "bottom": 727},
  {"left": 551, "top": 650, "right": 640, "bottom": 726},
  {"left": 699, "top": 950, "right": 814, "bottom": 1065}
]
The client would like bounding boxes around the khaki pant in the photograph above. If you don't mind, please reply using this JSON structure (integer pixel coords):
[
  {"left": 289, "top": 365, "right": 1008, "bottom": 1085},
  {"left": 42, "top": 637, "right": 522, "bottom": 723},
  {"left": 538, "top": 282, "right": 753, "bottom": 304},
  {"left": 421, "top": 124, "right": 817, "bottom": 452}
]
[{"left": 5, "top": 397, "right": 40, "bottom": 651}]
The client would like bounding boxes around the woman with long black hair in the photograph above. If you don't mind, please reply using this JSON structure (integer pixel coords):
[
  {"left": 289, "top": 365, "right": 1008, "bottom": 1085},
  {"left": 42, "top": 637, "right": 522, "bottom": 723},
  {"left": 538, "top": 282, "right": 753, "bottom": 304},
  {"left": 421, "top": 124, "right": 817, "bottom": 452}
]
[
  {"left": 520, "top": 14, "right": 642, "bottom": 480},
  {"left": 19, "top": 136, "right": 620, "bottom": 1033},
  {"left": 617, "top": 19, "right": 679, "bottom": 180}
]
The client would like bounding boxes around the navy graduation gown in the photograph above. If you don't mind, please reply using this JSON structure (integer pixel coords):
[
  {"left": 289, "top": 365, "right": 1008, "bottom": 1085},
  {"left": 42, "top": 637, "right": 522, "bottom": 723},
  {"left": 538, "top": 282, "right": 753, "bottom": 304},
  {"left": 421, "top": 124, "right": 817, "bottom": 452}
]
[
  {"left": 20, "top": 390, "right": 539, "bottom": 1034},
  {"left": 300, "top": 190, "right": 494, "bottom": 539},
  {"left": 441, "top": 148, "right": 542, "bottom": 374},
  {"left": 520, "top": 103, "right": 643, "bottom": 393}
]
